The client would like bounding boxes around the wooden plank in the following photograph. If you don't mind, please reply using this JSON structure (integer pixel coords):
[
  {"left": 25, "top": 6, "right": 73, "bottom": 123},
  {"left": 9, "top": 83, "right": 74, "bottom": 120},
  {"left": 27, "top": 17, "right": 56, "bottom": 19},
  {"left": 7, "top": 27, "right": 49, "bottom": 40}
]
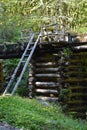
[
  {"left": 35, "top": 62, "right": 58, "bottom": 68},
  {"left": 36, "top": 90, "right": 59, "bottom": 97},
  {"left": 35, "top": 82, "right": 61, "bottom": 87},
  {"left": 36, "top": 96, "right": 58, "bottom": 102},
  {"left": 35, "top": 89, "right": 58, "bottom": 93},
  {"left": 69, "top": 86, "right": 87, "bottom": 90},
  {"left": 34, "top": 68, "right": 62, "bottom": 74},
  {"left": 63, "top": 78, "right": 87, "bottom": 83},
  {"left": 35, "top": 74, "right": 61, "bottom": 78}
]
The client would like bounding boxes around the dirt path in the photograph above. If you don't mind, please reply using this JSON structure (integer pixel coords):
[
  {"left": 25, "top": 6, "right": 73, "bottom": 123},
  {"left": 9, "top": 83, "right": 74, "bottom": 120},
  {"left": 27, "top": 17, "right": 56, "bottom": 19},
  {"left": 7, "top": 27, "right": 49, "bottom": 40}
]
[{"left": 0, "top": 122, "right": 20, "bottom": 130}]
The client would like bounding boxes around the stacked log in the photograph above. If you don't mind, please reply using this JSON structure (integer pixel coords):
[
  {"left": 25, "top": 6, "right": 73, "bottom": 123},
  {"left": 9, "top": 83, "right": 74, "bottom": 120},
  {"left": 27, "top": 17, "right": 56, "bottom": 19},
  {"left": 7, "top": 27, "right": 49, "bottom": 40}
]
[
  {"left": 63, "top": 52, "right": 87, "bottom": 118},
  {"left": 0, "top": 60, "right": 4, "bottom": 93},
  {"left": 28, "top": 59, "right": 36, "bottom": 98},
  {"left": 28, "top": 40, "right": 87, "bottom": 118},
  {"left": 28, "top": 49, "right": 64, "bottom": 102}
]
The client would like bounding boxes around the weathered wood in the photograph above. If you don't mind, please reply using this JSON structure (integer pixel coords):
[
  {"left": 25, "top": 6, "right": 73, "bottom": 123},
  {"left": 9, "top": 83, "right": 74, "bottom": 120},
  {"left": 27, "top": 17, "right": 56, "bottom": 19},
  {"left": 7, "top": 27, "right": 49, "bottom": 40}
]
[
  {"left": 68, "top": 59, "right": 84, "bottom": 64},
  {"left": 36, "top": 96, "right": 58, "bottom": 102},
  {"left": 67, "top": 101, "right": 86, "bottom": 104},
  {"left": 38, "top": 41, "right": 87, "bottom": 48},
  {"left": 65, "top": 73, "right": 87, "bottom": 78},
  {"left": 63, "top": 49, "right": 87, "bottom": 118},
  {"left": 35, "top": 62, "right": 58, "bottom": 67},
  {"left": 28, "top": 49, "right": 63, "bottom": 99},
  {"left": 64, "top": 65, "right": 82, "bottom": 69},
  {"left": 70, "top": 52, "right": 87, "bottom": 56},
  {"left": 0, "top": 43, "right": 26, "bottom": 59},
  {"left": 35, "top": 74, "right": 61, "bottom": 78},
  {"left": 36, "top": 89, "right": 58, "bottom": 93},
  {"left": 35, "top": 68, "right": 59, "bottom": 72},
  {"left": 69, "top": 93, "right": 87, "bottom": 97},
  {"left": 69, "top": 86, "right": 87, "bottom": 90},
  {"left": 35, "top": 82, "right": 61, "bottom": 89},
  {"left": 63, "top": 78, "right": 87, "bottom": 83},
  {"left": 0, "top": 41, "right": 87, "bottom": 59},
  {"left": 36, "top": 89, "right": 59, "bottom": 97},
  {"left": 34, "top": 57, "right": 60, "bottom": 62}
]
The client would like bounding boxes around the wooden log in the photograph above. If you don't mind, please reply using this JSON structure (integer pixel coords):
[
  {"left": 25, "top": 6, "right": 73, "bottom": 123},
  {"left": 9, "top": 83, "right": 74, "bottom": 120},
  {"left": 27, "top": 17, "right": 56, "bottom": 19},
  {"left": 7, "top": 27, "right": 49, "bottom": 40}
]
[
  {"left": 73, "top": 45, "right": 87, "bottom": 50},
  {"left": 63, "top": 78, "right": 87, "bottom": 83},
  {"left": 68, "top": 59, "right": 84, "bottom": 64},
  {"left": 65, "top": 71, "right": 87, "bottom": 75},
  {"left": 0, "top": 43, "right": 27, "bottom": 59},
  {"left": 70, "top": 52, "right": 87, "bottom": 56},
  {"left": 37, "top": 55, "right": 60, "bottom": 59},
  {"left": 35, "top": 59, "right": 58, "bottom": 63},
  {"left": 35, "top": 76, "right": 62, "bottom": 82},
  {"left": 35, "top": 62, "right": 58, "bottom": 67},
  {"left": 35, "top": 82, "right": 62, "bottom": 90},
  {"left": 28, "top": 77, "right": 36, "bottom": 84},
  {"left": 38, "top": 41, "right": 87, "bottom": 48},
  {"left": 69, "top": 86, "right": 87, "bottom": 90},
  {"left": 0, "top": 41, "right": 87, "bottom": 59},
  {"left": 64, "top": 70, "right": 87, "bottom": 78},
  {"left": 35, "top": 48, "right": 63, "bottom": 55},
  {"left": 34, "top": 56, "right": 65, "bottom": 64},
  {"left": 35, "top": 55, "right": 60, "bottom": 61},
  {"left": 35, "top": 89, "right": 59, "bottom": 97},
  {"left": 72, "top": 48, "right": 87, "bottom": 53},
  {"left": 69, "top": 93, "right": 87, "bottom": 97},
  {"left": 35, "top": 68, "right": 59, "bottom": 73},
  {"left": 29, "top": 69, "right": 35, "bottom": 75},
  {"left": 67, "top": 101, "right": 87, "bottom": 104},
  {"left": 36, "top": 89, "right": 58, "bottom": 93},
  {"left": 64, "top": 65, "right": 82, "bottom": 69},
  {"left": 35, "top": 48, "right": 63, "bottom": 56},
  {"left": 36, "top": 96, "right": 58, "bottom": 102},
  {"left": 35, "top": 74, "right": 61, "bottom": 78},
  {"left": 35, "top": 62, "right": 66, "bottom": 67},
  {"left": 28, "top": 91, "right": 35, "bottom": 98},
  {"left": 34, "top": 56, "right": 59, "bottom": 62},
  {"left": 35, "top": 82, "right": 61, "bottom": 87},
  {"left": 65, "top": 74, "right": 87, "bottom": 78}
]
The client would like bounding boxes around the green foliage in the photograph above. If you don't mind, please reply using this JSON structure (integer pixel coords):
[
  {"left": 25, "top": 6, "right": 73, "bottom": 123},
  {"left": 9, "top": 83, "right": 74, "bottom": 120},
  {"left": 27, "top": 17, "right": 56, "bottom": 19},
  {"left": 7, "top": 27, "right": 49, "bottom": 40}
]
[
  {"left": 0, "top": 22, "right": 20, "bottom": 43},
  {"left": 0, "top": 0, "right": 87, "bottom": 43},
  {"left": 59, "top": 88, "right": 70, "bottom": 112},
  {"left": 63, "top": 48, "right": 72, "bottom": 57},
  {"left": 16, "top": 71, "right": 29, "bottom": 97},
  {"left": 3, "top": 59, "right": 29, "bottom": 96},
  {"left": 0, "top": 96, "right": 87, "bottom": 130},
  {"left": 3, "top": 59, "right": 19, "bottom": 86}
]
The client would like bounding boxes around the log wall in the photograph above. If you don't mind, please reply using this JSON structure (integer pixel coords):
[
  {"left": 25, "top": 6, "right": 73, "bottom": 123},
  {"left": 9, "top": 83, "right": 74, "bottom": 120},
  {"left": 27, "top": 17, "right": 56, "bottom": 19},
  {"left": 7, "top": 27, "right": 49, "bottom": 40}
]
[
  {"left": 28, "top": 42, "right": 87, "bottom": 119},
  {"left": 28, "top": 48, "right": 64, "bottom": 102},
  {"left": 63, "top": 52, "right": 87, "bottom": 118}
]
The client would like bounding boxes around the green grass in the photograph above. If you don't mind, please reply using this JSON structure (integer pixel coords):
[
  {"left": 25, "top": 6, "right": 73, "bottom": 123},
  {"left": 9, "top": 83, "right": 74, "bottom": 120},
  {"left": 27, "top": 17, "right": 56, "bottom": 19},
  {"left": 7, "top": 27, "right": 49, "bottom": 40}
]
[{"left": 0, "top": 96, "right": 87, "bottom": 130}]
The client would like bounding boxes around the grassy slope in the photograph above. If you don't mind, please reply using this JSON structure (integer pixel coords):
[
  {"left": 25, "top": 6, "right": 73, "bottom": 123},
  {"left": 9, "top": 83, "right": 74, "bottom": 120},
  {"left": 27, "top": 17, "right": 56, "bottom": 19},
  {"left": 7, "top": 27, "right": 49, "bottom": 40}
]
[{"left": 0, "top": 96, "right": 87, "bottom": 130}]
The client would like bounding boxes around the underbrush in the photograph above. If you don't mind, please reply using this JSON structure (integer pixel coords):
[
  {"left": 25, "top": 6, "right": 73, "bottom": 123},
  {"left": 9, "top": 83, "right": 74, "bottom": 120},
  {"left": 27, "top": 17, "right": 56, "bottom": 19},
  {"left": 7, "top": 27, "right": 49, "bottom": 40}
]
[{"left": 0, "top": 96, "right": 87, "bottom": 130}]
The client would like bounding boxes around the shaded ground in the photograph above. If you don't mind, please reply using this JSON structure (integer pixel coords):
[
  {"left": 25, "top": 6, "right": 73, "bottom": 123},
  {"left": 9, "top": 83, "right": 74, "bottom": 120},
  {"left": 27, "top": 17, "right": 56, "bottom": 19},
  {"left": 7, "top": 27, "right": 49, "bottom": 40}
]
[{"left": 0, "top": 122, "right": 20, "bottom": 130}]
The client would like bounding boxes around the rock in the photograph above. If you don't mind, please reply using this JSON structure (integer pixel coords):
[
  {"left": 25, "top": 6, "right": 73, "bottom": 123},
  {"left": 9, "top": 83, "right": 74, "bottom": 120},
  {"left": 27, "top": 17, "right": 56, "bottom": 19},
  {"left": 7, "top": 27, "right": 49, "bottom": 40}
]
[{"left": 0, "top": 122, "right": 20, "bottom": 130}]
